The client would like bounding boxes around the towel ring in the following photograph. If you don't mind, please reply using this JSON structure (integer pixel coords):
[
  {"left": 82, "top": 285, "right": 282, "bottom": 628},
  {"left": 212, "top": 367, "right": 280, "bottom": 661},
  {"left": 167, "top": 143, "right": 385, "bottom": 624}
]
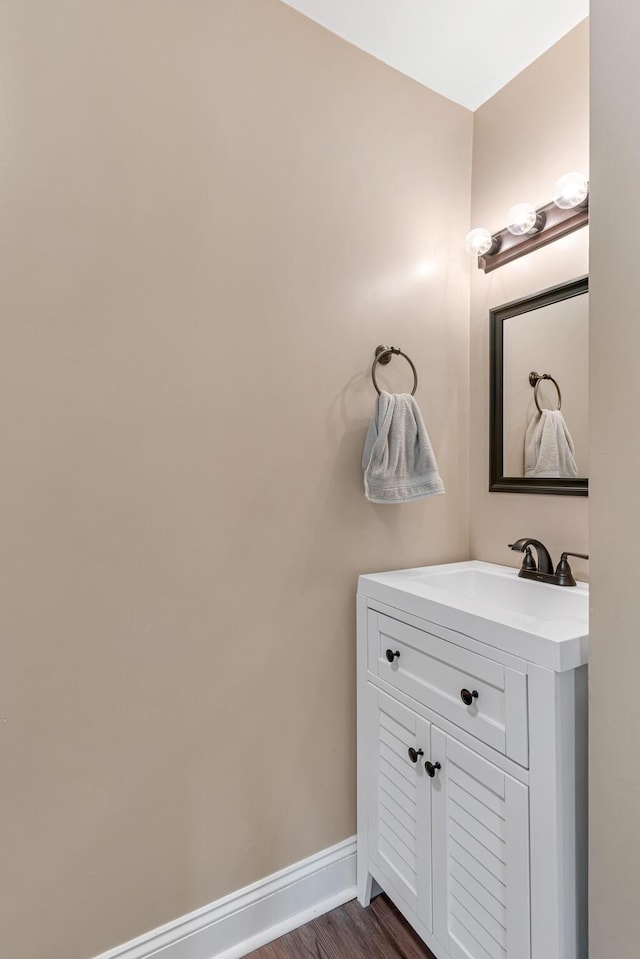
[
  {"left": 529, "top": 370, "right": 562, "bottom": 413},
  {"left": 371, "top": 345, "right": 418, "bottom": 396}
]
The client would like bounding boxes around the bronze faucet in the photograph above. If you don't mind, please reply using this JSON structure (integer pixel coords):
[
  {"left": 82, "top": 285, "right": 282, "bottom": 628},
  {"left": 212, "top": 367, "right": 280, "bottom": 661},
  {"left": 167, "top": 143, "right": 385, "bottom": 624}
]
[{"left": 508, "top": 539, "right": 588, "bottom": 587}]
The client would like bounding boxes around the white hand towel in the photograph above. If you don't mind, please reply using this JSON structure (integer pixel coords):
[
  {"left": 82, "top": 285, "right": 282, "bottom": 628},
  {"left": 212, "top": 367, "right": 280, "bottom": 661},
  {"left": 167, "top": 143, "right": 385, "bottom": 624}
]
[
  {"left": 524, "top": 409, "right": 578, "bottom": 478},
  {"left": 362, "top": 391, "right": 445, "bottom": 503}
]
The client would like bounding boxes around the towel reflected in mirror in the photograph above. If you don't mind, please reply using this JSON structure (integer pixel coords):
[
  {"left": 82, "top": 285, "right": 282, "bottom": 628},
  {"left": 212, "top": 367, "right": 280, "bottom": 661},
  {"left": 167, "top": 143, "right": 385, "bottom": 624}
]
[{"left": 524, "top": 409, "right": 578, "bottom": 478}]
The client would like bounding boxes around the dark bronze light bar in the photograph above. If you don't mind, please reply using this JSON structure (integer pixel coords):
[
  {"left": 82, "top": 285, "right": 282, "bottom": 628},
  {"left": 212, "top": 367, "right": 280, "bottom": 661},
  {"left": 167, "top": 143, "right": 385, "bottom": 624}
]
[
  {"left": 478, "top": 199, "right": 589, "bottom": 273},
  {"left": 466, "top": 172, "right": 589, "bottom": 273}
]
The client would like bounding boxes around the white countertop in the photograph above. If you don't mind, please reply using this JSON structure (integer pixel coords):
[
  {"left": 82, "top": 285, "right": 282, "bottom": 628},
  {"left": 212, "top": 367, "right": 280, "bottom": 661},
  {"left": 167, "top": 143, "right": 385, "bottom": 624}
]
[{"left": 358, "top": 560, "right": 589, "bottom": 672}]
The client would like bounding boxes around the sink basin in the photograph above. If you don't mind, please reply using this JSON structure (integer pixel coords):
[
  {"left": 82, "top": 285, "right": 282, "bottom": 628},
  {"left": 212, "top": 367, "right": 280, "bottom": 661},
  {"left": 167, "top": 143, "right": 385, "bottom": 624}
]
[
  {"left": 358, "top": 560, "right": 589, "bottom": 671},
  {"left": 404, "top": 565, "right": 587, "bottom": 621}
]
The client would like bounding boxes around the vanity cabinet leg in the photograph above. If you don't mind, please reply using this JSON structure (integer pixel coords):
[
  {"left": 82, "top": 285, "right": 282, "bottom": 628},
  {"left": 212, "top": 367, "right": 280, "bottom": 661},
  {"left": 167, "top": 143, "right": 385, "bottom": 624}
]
[{"left": 357, "top": 868, "right": 374, "bottom": 908}]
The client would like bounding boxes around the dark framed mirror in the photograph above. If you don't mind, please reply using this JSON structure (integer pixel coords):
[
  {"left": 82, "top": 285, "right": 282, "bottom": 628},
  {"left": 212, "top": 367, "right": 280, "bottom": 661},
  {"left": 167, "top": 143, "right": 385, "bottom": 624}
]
[{"left": 490, "top": 276, "right": 588, "bottom": 496}]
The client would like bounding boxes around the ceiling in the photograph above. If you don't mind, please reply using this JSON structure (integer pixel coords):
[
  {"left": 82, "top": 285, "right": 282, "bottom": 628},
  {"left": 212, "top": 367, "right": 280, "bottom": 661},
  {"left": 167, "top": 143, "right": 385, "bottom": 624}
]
[{"left": 280, "top": 0, "right": 589, "bottom": 111}]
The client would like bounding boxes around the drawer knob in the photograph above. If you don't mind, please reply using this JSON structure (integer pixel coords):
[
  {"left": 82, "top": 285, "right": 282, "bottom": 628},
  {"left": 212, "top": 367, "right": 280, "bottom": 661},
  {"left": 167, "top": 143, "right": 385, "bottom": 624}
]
[
  {"left": 385, "top": 649, "right": 400, "bottom": 663},
  {"left": 407, "top": 747, "right": 424, "bottom": 764},
  {"left": 425, "top": 761, "right": 441, "bottom": 778},
  {"left": 460, "top": 688, "right": 479, "bottom": 706}
]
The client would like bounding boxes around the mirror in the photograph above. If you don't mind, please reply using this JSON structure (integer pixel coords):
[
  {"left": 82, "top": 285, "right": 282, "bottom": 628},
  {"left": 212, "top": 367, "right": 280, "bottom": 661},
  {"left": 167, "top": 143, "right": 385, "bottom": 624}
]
[{"left": 490, "top": 276, "right": 588, "bottom": 496}]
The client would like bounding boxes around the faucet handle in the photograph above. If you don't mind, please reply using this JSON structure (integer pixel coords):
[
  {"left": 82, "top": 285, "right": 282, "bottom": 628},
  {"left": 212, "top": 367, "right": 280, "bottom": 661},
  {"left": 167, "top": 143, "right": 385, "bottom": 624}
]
[
  {"left": 554, "top": 551, "right": 589, "bottom": 587},
  {"left": 508, "top": 544, "right": 537, "bottom": 571}
]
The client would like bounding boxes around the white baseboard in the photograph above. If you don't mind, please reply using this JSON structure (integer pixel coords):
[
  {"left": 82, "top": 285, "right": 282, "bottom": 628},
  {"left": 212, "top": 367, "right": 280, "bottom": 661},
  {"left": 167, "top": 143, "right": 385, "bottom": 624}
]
[{"left": 93, "top": 836, "right": 357, "bottom": 959}]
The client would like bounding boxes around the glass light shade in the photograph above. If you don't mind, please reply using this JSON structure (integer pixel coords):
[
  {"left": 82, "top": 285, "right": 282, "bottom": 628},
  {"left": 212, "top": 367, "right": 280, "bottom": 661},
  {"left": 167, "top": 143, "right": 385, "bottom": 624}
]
[
  {"left": 553, "top": 172, "right": 589, "bottom": 209},
  {"left": 465, "top": 227, "right": 494, "bottom": 257},
  {"left": 506, "top": 203, "right": 538, "bottom": 236}
]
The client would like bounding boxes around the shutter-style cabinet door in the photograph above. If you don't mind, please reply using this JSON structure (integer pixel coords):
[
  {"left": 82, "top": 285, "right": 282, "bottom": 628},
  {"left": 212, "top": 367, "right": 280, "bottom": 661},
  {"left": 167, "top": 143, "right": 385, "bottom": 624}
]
[
  {"left": 432, "top": 728, "right": 530, "bottom": 959},
  {"left": 366, "top": 685, "right": 432, "bottom": 931}
]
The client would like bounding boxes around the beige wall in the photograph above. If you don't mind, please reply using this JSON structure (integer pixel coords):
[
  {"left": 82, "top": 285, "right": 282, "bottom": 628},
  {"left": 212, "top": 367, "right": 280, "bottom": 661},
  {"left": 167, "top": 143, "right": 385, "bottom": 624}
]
[
  {"left": 590, "top": 4, "right": 640, "bottom": 956},
  {"left": 0, "top": 3, "right": 472, "bottom": 958},
  {"left": 469, "top": 21, "right": 590, "bottom": 577}
]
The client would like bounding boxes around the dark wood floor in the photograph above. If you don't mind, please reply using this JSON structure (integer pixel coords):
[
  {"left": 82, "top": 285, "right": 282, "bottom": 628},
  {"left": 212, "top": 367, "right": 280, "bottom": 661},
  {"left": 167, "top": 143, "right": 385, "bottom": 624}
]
[{"left": 245, "top": 894, "right": 436, "bottom": 959}]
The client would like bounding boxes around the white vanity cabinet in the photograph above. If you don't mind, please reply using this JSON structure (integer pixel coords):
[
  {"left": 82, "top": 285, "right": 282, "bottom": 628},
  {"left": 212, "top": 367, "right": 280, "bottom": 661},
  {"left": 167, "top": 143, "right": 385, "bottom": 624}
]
[{"left": 357, "top": 563, "right": 588, "bottom": 959}]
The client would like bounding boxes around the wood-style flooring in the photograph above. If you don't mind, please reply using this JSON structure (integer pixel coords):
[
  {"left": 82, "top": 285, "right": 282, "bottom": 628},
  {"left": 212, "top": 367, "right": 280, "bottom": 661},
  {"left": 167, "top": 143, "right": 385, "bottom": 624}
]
[{"left": 245, "top": 894, "right": 436, "bottom": 959}]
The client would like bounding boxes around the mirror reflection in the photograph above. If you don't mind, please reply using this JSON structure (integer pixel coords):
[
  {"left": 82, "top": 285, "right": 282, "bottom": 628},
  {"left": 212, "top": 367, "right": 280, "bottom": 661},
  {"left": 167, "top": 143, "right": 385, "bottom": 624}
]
[
  {"left": 503, "top": 294, "right": 588, "bottom": 478},
  {"left": 490, "top": 276, "right": 588, "bottom": 496}
]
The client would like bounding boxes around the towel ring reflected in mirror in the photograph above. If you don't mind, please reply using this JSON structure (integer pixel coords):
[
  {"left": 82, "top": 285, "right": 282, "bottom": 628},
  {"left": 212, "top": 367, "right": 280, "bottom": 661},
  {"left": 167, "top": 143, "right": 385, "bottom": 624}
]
[
  {"left": 529, "top": 371, "right": 562, "bottom": 413},
  {"left": 371, "top": 345, "right": 418, "bottom": 396},
  {"left": 489, "top": 276, "right": 588, "bottom": 497}
]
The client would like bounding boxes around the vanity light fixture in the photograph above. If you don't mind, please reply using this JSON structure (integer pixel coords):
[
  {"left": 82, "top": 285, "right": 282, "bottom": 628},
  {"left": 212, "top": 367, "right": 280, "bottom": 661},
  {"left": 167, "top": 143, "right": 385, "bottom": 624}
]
[
  {"left": 553, "top": 171, "right": 589, "bottom": 210},
  {"left": 464, "top": 227, "right": 500, "bottom": 257},
  {"left": 467, "top": 171, "right": 590, "bottom": 273},
  {"left": 506, "top": 202, "right": 545, "bottom": 236}
]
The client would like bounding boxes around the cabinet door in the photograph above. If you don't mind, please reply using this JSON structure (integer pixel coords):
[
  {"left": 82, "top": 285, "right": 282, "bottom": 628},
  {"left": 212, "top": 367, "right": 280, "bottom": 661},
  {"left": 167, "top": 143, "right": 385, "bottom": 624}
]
[
  {"left": 432, "top": 728, "right": 530, "bottom": 959},
  {"left": 366, "top": 685, "right": 432, "bottom": 929}
]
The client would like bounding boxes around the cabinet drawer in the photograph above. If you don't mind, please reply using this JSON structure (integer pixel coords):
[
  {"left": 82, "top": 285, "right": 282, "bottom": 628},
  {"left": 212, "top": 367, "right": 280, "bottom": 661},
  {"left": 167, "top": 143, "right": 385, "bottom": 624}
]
[{"left": 369, "top": 612, "right": 528, "bottom": 766}]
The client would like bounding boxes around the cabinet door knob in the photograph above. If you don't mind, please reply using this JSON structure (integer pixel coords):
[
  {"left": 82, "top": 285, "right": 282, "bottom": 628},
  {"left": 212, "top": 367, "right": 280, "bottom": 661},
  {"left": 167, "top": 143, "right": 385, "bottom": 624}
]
[
  {"left": 385, "top": 649, "right": 400, "bottom": 663},
  {"left": 460, "top": 688, "right": 479, "bottom": 706},
  {"left": 425, "top": 761, "right": 441, "bottom": 778},
  {"left": 407, "top": 747, "right": 424, "bottom": 764}
]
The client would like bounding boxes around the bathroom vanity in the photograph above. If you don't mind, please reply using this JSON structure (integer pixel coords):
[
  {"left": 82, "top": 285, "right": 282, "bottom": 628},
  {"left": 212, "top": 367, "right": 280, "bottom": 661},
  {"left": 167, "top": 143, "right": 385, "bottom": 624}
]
[{"left": 356, "top": 561, "right": 588, "bottom": 959}]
